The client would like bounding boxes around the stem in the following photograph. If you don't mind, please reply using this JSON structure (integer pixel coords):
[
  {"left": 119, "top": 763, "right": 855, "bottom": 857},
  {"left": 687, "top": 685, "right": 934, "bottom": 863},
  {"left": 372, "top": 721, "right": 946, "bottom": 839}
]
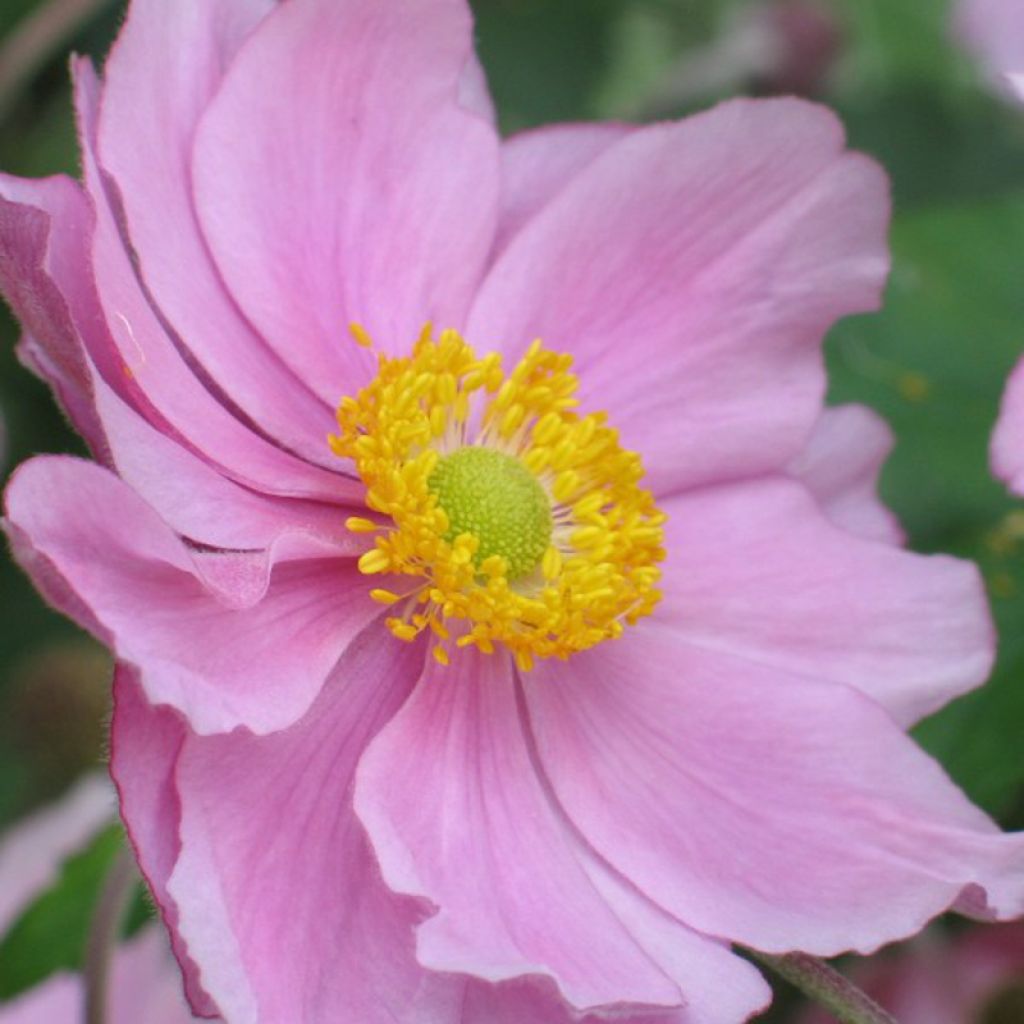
[
  {"left": 750, "top": 951, "right": 900, "bottom": 1024},
  {"left": 0, "top": 0, "right": 116, "bottom": 119},
  {"left": 82, "top": 845, "right": 137, "bottom": 1024}
]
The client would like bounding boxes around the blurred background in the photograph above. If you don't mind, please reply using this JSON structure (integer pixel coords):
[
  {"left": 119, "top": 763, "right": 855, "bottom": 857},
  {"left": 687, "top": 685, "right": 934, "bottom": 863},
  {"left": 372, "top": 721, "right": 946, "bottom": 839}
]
[{"left": 1, "top": 0, "right": 1023, "bottom": 1020}]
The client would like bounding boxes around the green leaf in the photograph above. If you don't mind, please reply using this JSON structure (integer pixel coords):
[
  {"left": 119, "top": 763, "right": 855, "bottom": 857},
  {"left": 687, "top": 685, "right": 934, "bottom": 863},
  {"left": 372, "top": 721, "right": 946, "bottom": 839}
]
[{"left": 471, "top": 0, "right": 620, "bottom": 131}]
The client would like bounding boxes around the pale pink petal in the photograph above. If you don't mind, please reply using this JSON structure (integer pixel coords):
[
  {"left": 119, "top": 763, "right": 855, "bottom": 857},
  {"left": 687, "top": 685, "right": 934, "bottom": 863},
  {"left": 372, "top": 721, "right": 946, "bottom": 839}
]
[
  {"left": 108, "top": 928, "right": 203, "bottom": 1024},
  {"left": 524, "top": 627, "right": 1024, "bottom": 958},
  {"left": 357, "top": 648, "right": 754, "bottom": 1014},
  {"left": 114, "top": 632, "right": 465, "bottom": 1024},
  {"left": 787, "top": 403, "right": 904, "bottom": 545},
  {"left": 0, "top": 775, "right": 114, "bottom": 934},
  {"left": 0, "top": 174, "right": 106, "bottom": 455},
  {"left": 571, "top": 853, "right": 772, "bottom": 1024},
  {"left": 118, "top": 656, "right": 707, "bottom": 1024},
  {"left": 993, "top": 355, "right": 1024, "bottom": 493},
  {"left": 458, "top": 54, "right": 497, "bottom": 124},
  {"left": 111, "top": 671, "right": 216, "bottom": 1016},
  {"left": 957, "top": 0, "right": 1024, "bottom": 96},
  {"left": 0, "top": 162, "right": 353, "bottom": 548},
  {"left": 0, "top": 973, "right": 80, "bottom": 1023},
  {"left": 657, "top": 477, "right": 991, "bottom": 725},
  {"left": 468, "top": 98, "right": 890, "bottom": 497},
  {"left": 495, "top": 123, "right": 633, "bottom": 257},
  {"left": 355, "top": 649, "right": 681, "bottom": 1011},
  {"left": 453, "top": 978, "right": 688, "bottom": 1024},
  {"left": 74, "top": 59, "right": 355, "bottom": 504},
  {"left": 92, "top": 374, "right": 352, "bottom": 549},
  {"left": 5, "top": 457, "right": 373, "bottom": 734},
  {"left": 459, "top": 966, "right": 761, "bottom": 1024},
  {"left": 117, "top": 653, "right": 766, "bottom": 1024},
  {"left": 192, "top": 0, "right": 500, "bottom": 403},
  {"left": 96, "top": 0, "right": 340, "bottom": 466}
]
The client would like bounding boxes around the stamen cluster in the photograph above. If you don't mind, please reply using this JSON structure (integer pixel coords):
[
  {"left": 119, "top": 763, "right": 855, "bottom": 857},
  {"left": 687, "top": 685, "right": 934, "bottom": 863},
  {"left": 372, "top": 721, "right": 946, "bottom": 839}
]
[{"left": 330, "top": 326, "right": 665, "bottom": 669}]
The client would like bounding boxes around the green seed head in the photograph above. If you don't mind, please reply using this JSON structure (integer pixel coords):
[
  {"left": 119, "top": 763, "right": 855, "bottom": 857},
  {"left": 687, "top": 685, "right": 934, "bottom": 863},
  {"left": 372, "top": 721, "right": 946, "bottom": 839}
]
[{"left": 428, "top": 447, "right": 552, "bottom": 580}]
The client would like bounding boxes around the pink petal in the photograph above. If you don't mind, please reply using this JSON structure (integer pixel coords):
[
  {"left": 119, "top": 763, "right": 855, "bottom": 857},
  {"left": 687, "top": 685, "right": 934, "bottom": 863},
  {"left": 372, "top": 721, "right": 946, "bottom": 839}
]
[
  {"left": 96, "top": 0, "right": 340, "bottom": 467},
  {"left": 657, "top": 477, "right": 992, "bottom": 725},
  {"left": 452, "top": 971, "right": 759, "bottom": 1024},
  {"left": 0, "top": 174, "right": 107, "bottom": 455},
  {"left": 355, "top": 648, "right": 682, "bottom": 1011},
  {"left": 356, "top": 648, "right": 770, "bottom": 1018},
  {"left": 191, "top": 0, "right": 500, "bottom": 403},
  {"left": 787, "top": 404, "right": 904, "bottom": 544},
  {"left": 568, "top": 853, "right": 772, "bottom": 1024},
  {"left": 467, "top": 98, "right": 890, "bottom": 497},
  {"left": 459, "top": 965, "right": 761, "bottom": 1024},
  {"left": 0, "top": 163, "right": 350, "bottom": 549},
  {"left": 5, "top": 457, "right": 373, "bottom": 734},
  {"left": 0, "top": 775, "right": 113, "bottom": 934},
  {"left": 74, "top": 59, "right": 354, "bottom": 504},
  {"left": 992, "top": 355, "right": 1024, "bottom": 494},
  {"left": 114, "top": 632, "right": 457, "bottom": 1024},
  {"left": 957, "top": 0, "right": 1024, "bottom": 97},
  {"left": 92, "top": 374, "right": 352, "bottom": 549},
  {"left": 108, "top": 928, "right": 206, "bottom": 1024},
  {"left": 111, "top": 672, "right": 216, "bottom": 1016},
  {"left": 495, "top": 123, "right": 632, "bottom": 258},
  {"left": 459, "top": 53, "right": 497, "bottom": 124},
  {"left": 524, "top": 627, "right": 1024, "bottom": 957},
  {"left": 0, "top": 973, "right": 81, "bottom": 1023},
  {"left": 114, "top": 655, "right": 767, "bottom": 1023}
]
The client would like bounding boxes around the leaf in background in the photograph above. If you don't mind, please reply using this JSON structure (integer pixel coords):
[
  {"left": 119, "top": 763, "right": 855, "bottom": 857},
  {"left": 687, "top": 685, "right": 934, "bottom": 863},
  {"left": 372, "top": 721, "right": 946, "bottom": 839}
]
[{"left": 471, "top": 0, "right": 620, "bottom": 131}]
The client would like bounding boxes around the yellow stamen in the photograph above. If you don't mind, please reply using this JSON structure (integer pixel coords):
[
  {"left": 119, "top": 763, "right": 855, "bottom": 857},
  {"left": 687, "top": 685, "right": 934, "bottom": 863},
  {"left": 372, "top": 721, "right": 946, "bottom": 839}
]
[
  {"left": 349, "top": 322, "right": 374, "bottom": 349},
  {"left": 345, "top": 516, "right": 380, "bottom": 534},
  {"left": 331, "top": 327, "right": 664, "bottom": 667}
]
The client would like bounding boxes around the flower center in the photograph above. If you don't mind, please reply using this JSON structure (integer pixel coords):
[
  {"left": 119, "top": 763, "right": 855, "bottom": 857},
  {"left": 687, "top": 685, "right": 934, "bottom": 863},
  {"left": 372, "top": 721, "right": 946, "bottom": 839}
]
[
  {"left": 428, "top": 447, "right": 551, "bottom": 581},
  {"left": 330, "top": 325, "right": 665, "bottom": 670}
]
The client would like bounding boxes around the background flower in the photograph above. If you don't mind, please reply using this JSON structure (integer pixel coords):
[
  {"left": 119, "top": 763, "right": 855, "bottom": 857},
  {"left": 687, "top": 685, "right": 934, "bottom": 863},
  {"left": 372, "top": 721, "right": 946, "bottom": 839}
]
[
  {"left": 964, "top": 0, "right": 1024, "bottom": 496},
  {"left": 956, "top": 0, "right": 1024, "bottom": 99},
  {"left": 797, "top": 923, "right": 1024, "bottom": 1024}
]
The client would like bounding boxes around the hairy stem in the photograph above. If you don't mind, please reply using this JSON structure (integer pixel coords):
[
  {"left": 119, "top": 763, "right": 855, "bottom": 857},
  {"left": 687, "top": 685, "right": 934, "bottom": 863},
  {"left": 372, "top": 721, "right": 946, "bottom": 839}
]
[
  {"left": 751, "top": 951, "right": 900, "bottom": 1024},
  {"left": 82, "top": 844, "right": 137, "bottom": 1024},
  {"left": 0, "top": 0, "right": 115, "bottom": 118}
]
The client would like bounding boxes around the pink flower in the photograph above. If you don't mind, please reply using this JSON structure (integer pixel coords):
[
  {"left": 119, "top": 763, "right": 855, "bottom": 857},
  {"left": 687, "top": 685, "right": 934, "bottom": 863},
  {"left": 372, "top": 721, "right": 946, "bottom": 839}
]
[
  {"left": 956, "top": 0, "right": 1024, "bottom": 99},
  {"left": 0, "top": 0, "right": 1021, "bottom": 1020},
  {"left": 0, "top": 777, "right": 201, "bottom": 1024},
  {"left": 994, "top": 361, "right": 1024, "bottom": 494},
  {"left": 797, "top": 924, "right": 1024, "bottom": 1024},
  {"left": 964, "top": 3, "right": 1024, "bottom": 489}
]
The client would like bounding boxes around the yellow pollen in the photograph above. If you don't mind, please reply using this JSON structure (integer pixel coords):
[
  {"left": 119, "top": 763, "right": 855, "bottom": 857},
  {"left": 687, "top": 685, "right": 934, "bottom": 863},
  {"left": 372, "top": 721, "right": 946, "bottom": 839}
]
[{"left": 330, "top": 326, "right": 665, "bottom": 667}]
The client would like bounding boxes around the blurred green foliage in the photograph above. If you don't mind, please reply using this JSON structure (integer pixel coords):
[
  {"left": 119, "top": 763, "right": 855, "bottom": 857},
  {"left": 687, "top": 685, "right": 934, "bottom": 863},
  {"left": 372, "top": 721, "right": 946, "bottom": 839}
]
[{"left": 1, "top": 0, "right": 1024, "bottom": 1014}]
